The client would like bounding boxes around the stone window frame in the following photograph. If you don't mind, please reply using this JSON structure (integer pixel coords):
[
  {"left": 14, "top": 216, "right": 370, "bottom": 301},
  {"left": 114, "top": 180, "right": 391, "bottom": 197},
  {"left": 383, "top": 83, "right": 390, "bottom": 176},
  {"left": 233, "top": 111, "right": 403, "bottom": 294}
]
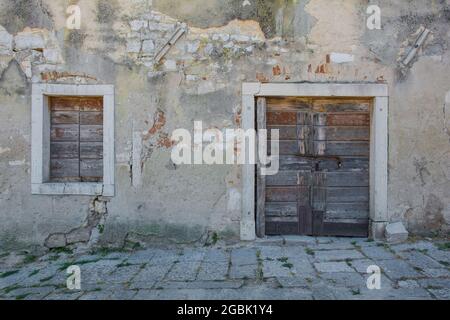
[
  {"left": 31, "top": 84, "right": 115, "bottom": 197},
  {"left": 241, "top": 82, "right": 389, "bottom": 240}
]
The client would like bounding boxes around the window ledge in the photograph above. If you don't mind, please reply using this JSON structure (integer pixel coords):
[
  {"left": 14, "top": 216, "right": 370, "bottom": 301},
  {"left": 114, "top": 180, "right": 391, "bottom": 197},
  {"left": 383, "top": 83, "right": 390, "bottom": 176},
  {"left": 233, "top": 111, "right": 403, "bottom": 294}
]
[{"left": 32, "top": 183, "right": 114, "bottom": 197}]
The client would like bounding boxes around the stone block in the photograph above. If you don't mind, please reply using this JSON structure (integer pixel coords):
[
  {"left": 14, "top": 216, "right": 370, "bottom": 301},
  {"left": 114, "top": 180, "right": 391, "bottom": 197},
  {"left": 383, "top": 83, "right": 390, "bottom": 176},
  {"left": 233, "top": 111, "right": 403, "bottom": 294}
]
[
  {"left": 386, "top": 222, "right": 409, "bottom": 244},
  {"left": 142, "top": 40, "right": 155, "bottom": 53},
  {"left": 126, "top": 39, "right": 141, "bottom": 53},
  {"left": 14, "top": 29, "right": 46, "bottom": 50},
  {"left": 0, "top": 26, "right": 13, "bottom": 55},
  {"left": 66, "top": 228, "right": 91, "bottom": 244},
  {"left": 44, "top": 233, "right": 67, "bottom": 249},
  {"left": 129, "top": 20, "right": 148, "bottom": 31}
]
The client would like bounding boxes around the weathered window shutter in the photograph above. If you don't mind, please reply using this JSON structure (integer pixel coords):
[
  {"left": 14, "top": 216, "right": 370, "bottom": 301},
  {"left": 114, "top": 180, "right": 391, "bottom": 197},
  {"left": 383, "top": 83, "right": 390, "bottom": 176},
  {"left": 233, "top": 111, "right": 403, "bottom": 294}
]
[{"left": 50, "top": 97, "right": 104, "bottom": 182}]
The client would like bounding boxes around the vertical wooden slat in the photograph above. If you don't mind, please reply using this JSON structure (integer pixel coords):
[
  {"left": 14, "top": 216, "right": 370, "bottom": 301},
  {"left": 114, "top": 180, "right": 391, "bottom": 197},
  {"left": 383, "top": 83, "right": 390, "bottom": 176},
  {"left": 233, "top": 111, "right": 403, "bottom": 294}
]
[
  {"left": 298, "top": 171, "right": 312, "bottom": 235},
  {"left": 256, "top": 97, "right": 267, "bottom": 238},
  {"left": 312, "top": 171, "right": 327, "bottom": 235}
]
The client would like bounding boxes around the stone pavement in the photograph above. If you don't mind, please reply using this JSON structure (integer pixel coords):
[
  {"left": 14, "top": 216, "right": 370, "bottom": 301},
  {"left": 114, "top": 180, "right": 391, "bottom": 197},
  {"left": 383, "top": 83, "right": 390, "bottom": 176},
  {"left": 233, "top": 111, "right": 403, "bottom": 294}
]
[{"left": 1, "top": 237, "right": 449, "bottom": 300}]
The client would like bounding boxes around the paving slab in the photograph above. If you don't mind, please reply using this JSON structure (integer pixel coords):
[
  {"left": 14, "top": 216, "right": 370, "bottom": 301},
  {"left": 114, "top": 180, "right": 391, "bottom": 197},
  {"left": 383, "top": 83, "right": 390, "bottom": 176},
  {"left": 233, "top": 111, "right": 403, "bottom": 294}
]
[
  {"left": 314, "top": 262, "right": 355, "bottom": 273},
  {"left": 314, "top": 250, "right": 365, "bottom": 262},
  {"left": 165, "top": 260, "right": 201, "bottom": 281},
  {"left": 359, "top": 245, "right": 397, "bottom": 260},
  {"left": 231, "top": 248, "right": 257, "bottom": 266},
  {"left": 130, "top": 263, "right": 173, "bottom": 289},
  {"left": 376, "top": 259, "right": 423, "bottom": 280},
  {"left": 229, "top": 264, "right": 257, "bottom": 279},
  {"left": 197, "top": 262, "right": 229, "bottom": 281}
]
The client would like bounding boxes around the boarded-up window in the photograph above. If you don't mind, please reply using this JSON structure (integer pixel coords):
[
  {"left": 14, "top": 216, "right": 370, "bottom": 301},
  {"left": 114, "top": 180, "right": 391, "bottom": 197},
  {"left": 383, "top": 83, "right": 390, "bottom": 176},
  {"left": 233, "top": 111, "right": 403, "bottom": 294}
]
[{"left": 50, "top": 97, "right": 104, "bottom": 182}]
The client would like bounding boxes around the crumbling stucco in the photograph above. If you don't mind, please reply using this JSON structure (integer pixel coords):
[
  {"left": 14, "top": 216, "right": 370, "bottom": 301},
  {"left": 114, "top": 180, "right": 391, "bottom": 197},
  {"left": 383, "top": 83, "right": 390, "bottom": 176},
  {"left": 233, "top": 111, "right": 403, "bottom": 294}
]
[{"left": 0, "top": 0, "right": 449, "bottom": 250}]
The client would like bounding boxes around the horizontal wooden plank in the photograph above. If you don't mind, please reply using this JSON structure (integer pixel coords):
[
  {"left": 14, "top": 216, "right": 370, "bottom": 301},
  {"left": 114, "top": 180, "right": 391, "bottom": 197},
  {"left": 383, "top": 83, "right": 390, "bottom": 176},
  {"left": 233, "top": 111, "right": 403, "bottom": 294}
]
[
  {"left": 318, "top": 157, "right": 369, "bottom": 171},
  {"left": 266, "top": 171, "right": 298, "bottom": 186},
  {"left": 325, "top": 202, "right": 370, "bottom": 220},
  {"left": 327, "top": 187, "right": 369, "bottom": 202},
  {"left": 50, "top": 97, "right": 81, "bottom": 111},
  {"left": 51, "top": 111, "right": 79, "bottom": 125},
  {"left": 266, "top": 202, "right": 297, "bottom": 217},
  {"left": 267, "top": 126, "right": 297, "bottom": 140},
  {"left": 51, "top": 142, "right": 79, "bottom": 159},
  {"left": 322, "top": 113, "right": 370, "bottom": 126},
  {"left": 50, "top": 159, "right": 79, "bottom": 178},
  {"left": 266, "top": 216, "right": 298, "bottom": 223},
  {"left": 265, "top": 221, "right": 299, "bottom": 235},
  {"left": 266, "top": 187, "right": 297, "bottom": 202},
  {"left": 80, "top": 159, "right": 103, "bottom": 178},
  {"left": 267, "top": 97, "right": 311, "bottom": 111},
  {"left": 80, "top": 98, "right": 103, "bottom": 112},
  {"left": 315, "top": 141, "right": 370, "bottom": 156},
  {"left": 279, "top": 156, "right": 369, "bottom": 171},
  {"left": 326, "top": 172, "right": 369, "bottom": 187},
  {"left": 279, "top": 156, "right": 314, "bottom": 171},
  {"left": 313, "top": 102, "right": 370, "bottom": 113},
  {"left": 314, "top": 127, "right": 370, "bottom": 141},
  {"left": 322, "top": 220, "right": 369, "bottom": 237},
  {"left": 80, "top": 142, "right": 103, "bottom": 159},
  {"left": 267, "top": 112, "right": 297, "bottom": 125},
  {"left": 80, "top": 112, "right": 103, "bottom": 125},
  {"left": 80, "top": 125, "right": 103, "bottom": 142},
  {"left": 51, "top": 125, "right": 79, "bottom": 141}
]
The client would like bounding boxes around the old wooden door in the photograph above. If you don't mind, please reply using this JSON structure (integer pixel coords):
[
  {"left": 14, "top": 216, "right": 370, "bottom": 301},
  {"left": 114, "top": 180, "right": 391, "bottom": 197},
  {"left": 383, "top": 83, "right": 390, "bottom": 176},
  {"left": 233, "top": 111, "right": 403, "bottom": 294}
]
[{"left": 257, "top": 97, "right": 370, "bottom": 237}]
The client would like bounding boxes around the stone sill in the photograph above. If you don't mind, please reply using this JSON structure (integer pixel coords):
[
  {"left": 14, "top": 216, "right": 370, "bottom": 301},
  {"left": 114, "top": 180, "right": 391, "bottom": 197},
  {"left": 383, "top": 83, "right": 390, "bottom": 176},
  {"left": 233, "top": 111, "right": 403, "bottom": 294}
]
[{"left": 32, "top": 183, "right": 114, "bottom": 197}]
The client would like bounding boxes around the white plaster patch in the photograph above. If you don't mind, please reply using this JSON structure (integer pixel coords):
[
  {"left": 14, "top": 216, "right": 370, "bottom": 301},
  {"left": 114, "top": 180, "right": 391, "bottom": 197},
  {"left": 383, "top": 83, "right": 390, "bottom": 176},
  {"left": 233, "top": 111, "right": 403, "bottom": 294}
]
[
  {"left": 0, "top": 147, "right": 11, "bottom": 155},
  {"left": 329, "top": 52, "right": 354, "bottom": 64},
  {"left": 227, "top": 188, "right": 241, "bottom": 213},
  {"left": 445, "top": 91, "right": 450, "bottom": 104},
  {"left": 9, "top": 159, "right": 26, "bottom": 166}
]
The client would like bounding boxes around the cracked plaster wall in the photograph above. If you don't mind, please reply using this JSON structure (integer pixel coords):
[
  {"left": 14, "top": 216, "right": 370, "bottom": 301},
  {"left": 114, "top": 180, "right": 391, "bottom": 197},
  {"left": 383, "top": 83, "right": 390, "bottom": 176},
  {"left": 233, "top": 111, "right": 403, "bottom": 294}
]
[{"left": 0, "top": 0, "right": 449, "bottom": 249}]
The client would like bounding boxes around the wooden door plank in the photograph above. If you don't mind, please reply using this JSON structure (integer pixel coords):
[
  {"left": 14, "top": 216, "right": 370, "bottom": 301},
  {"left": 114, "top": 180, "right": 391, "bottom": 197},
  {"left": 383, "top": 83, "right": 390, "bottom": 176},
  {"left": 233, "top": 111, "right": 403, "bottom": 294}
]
[
  {"left": 267, "top": 126, "right": 297, "bottom": 140},
  {"left": 80, "top": 112, "right": 103, "bottom": 125},
  {"left": 80, "top": 98, "right": 103, "bottom": 111},
  {"left": 51, "top": 125, "right": 79, "bottom": 141},
  {"left": 265, "top": 202, "right": 297, "bottom": 217},
  {"left": 327, "top": 187, "right": 370, "bottom": 202},
  {"left": 326, "top": 202, "right": 370, "bottom": 220},
  {"left": 266, "top": 187, "right": 298, "bottom": 202},
  {"left": 80, "top": 159, "right": 103, "bottom": 179},
  {"left": 50, "top": 159, "right": 80, "bottom": 179},
  {"left": 314, "top": 127, "right": 370, "bottom": 141},
  {"left": 314, "top": 141, "right": 370, "bottom": 157},
  {"left": 256, "top": 97, "right": 266, "bottom": 238},
  {"left": 50, "top": 142, "right": 79, "bottom": 159},
  {"left": 51, "top": 111, "right": 80, "bottom": 125},
  {"left": 80, "top": 142, "right": 103, "bottom": 159},
  {"left": 322, "top": 221, "right": 369, "bottom": 237},
  {"left": 267, "top": 111, "right": 297, "bottom": 125},
  {"left": 80, "top": 125, "right": 103, "bottom": 142},
  {"left": 326, "top": 171, "right": 369, "bottom": 187}
]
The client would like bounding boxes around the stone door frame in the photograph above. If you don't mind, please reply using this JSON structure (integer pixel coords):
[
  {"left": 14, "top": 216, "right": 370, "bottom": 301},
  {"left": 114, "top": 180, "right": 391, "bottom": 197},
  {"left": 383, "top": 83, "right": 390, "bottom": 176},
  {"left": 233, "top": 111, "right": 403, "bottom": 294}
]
[{"left": 241, "top": 82, "right": 389, "bottom": 240}]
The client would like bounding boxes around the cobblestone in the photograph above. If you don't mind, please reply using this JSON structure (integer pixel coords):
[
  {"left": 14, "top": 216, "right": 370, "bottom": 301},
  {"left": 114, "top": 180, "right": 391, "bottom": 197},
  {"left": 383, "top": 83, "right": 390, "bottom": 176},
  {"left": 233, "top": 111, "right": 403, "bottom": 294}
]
[{"left": 1, "top": 238, "right": 448, "bottom": 300}]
